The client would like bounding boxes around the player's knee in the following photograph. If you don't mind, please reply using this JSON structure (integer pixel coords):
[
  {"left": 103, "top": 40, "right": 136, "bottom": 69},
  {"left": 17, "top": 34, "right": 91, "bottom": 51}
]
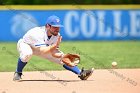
[{"left": 20, "top": 52, "right": 33, "bottom": 62}]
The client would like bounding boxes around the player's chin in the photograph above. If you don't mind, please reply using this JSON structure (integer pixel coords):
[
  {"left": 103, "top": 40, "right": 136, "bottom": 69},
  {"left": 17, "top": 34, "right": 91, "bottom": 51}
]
[
  {"left": 53, "top": 32, "right": 59, "bottom": 36},
  {"left": 53, "top": 34, "right": 58, "bottom": 36}
]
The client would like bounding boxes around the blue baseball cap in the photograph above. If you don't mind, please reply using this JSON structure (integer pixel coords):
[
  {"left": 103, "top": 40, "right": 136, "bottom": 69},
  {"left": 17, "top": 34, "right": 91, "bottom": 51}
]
[{"left": 46, "top": 15, "right": 63, "bottom": 27}]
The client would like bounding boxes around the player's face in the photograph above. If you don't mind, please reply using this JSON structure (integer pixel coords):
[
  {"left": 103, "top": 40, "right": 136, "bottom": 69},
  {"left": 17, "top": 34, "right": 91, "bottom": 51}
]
[{"left": 49, "top": 26, "right": 60, "bottom": 36}]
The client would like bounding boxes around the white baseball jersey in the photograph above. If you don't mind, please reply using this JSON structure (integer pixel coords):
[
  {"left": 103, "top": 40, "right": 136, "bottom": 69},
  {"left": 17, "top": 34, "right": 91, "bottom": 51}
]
[
  {"left": 22, "top": 26, "right": 60, "bottom": 47},
  {"left": 17, "top": 26, "right": 63, "bottom": 64}
]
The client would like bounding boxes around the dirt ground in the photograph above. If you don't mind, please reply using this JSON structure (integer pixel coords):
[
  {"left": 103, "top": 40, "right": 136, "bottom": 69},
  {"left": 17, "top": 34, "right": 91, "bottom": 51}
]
[{"left": 0, "top": 69, "right": 140, "bottom": 93}]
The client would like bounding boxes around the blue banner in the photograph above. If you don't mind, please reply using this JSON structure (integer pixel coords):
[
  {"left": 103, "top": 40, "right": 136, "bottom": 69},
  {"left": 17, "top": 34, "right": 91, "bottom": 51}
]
[{"left": 0, "top": 9, "right": 140, "bottom": 41}]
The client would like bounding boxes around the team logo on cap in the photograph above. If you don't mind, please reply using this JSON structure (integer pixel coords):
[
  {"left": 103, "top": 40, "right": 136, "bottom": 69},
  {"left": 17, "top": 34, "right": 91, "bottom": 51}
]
[{"left": 56, "top": 19, "right": 60, "bottom": 23}]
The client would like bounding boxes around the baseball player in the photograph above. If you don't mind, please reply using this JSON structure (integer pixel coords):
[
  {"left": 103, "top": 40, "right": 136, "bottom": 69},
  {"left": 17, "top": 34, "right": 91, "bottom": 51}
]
[{"left": 13, "top": 15, "right": 94, "bottom": 81}]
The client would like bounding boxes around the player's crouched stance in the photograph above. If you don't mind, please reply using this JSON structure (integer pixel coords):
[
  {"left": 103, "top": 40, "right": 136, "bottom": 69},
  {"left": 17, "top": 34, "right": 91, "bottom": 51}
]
[{"left": 13, "top": 15, "right": 94, "bottom": 81}]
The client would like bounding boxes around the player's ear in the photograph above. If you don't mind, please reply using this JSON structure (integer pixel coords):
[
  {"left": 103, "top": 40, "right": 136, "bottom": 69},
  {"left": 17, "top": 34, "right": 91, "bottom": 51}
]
[
  {"left": 46, "top": 24, "right": 51, "bottom": 28},
  {"left": 45, "top": 24, "right": 48, "bottom": 27}
]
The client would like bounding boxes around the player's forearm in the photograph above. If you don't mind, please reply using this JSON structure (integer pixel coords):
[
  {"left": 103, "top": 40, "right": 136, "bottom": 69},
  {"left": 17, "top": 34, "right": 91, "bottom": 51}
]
[
  {"left": 51, "top": 48, "right": 63, "bottom": 58},
  {"left": 31, "top": 44, "right": 57, "bottom": 54},
  {"left": 39, "top": 44, "right": 57, "bottom": 54}
]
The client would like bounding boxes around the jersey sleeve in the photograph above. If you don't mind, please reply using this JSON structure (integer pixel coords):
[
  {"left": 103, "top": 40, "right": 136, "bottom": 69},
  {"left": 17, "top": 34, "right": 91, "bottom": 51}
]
[{"left": 23, "top": 27, "right": 46, "bottom": 47}]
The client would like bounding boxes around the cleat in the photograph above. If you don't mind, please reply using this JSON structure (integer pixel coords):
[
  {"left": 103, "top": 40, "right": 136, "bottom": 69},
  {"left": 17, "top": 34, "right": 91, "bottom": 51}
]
[
  {"left": 13, "top": 72, "right": 23, "bottom": 81},
  {"left": 78, "top": 67, "right": 94, "bottom": 80}
]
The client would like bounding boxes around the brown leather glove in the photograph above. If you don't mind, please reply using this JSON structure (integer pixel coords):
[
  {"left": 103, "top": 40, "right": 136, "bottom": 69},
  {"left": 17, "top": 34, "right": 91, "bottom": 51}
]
[{"left": 62, "top": 53, "right": 80, "bottom": 67}]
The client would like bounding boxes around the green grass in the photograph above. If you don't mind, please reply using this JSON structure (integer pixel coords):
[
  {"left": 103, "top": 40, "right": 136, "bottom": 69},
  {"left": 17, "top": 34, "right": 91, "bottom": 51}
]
[{"left": 0, "top": 41, "right": 140, "bottom": 72}]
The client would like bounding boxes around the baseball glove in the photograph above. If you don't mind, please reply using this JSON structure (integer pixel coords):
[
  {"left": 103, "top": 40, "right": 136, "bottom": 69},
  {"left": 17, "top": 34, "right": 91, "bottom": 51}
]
[{"left": 62, "top": 53, "right": 80, "bottom": 67}]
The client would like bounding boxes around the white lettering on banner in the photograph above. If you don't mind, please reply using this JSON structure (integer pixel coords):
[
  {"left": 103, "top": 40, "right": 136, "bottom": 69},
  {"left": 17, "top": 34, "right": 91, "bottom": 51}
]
[
  {"left": 98, "top": 11, "right": 111, "bottom": 37},
  {"left": 113, "top": 11, "right": 128, "bottom": 37},
  {"left": 130, "top": 11, "right": 140, "bottom": 37},
  {"left": 81, "top": 12, "right": 96, "bottom": 38},
  {"left": 64, "top": 11, "right": 79, "bottom": 38},
  {"left": 64, "top": 11, "right": 140, "bottom": 39}
]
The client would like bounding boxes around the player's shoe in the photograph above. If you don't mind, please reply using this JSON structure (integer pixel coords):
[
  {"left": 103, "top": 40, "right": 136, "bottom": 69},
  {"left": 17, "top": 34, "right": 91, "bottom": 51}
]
[
  {"left": 78, "top": 67, "right": 94, "bottom": 80},
  {"left": 13, "top": 72, "right": 23, "bottom": 81}
]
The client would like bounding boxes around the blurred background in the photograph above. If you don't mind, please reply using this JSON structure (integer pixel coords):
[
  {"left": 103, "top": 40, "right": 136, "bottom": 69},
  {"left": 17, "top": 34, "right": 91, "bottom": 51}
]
[
  {"left": 0, "top": 0, "right": 140, "bottom": 71},
  {"left": 0, "top": 0, "right": 140, "bottom": 5}
]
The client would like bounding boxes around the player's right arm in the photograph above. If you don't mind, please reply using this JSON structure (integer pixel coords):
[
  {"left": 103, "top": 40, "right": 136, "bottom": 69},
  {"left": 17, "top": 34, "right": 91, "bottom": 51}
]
[
  {"left": 23, "top": 27, "right": 61, "bottom": 54},
  {"left": 31, "top": 36, "right": 62, "bottom": 54},
  {"left": 39, "top": 36, "right": 62, "bottom": 54}
]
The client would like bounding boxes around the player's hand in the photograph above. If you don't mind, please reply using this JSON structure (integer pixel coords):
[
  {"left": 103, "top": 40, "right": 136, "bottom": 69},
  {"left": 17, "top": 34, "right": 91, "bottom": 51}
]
[
  {"left": 56, "top": 36, "right": 62, "bottom": 47},
  {"left": 50, "top": 36, "right": 62, "bottom": 52}
]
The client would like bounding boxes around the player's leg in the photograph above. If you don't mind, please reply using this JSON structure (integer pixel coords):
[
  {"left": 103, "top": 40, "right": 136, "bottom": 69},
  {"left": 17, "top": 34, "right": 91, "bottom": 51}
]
[
  {"left": 47, "top": 55, "right": 81, "bottom": 75},
  {"left": 63, "top": 64, "right": 81, "bottom": 75},
  {"left": 35, "top": 50, "right": 94, "bottom": 80},
  {"left": 49, "top": 55, "right": 81, "bottom": 75},
  {"left": 13, "top": 39, "right": 33, "bottom": 81},
  {"left": 35, "top": 50, "right": 81, "bottom": 75},
  {"left": 45, "top": 53, "right": 94, "bottom": 80}
]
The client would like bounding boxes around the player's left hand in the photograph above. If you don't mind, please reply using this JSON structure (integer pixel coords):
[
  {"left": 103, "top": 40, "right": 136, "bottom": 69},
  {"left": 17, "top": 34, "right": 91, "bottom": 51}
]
[
  {"left": 49, "top": 36, "right": 62, "bottom": 52},
  {"left": 55, "top": 36, "right": 62, "bottom": 47}
]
